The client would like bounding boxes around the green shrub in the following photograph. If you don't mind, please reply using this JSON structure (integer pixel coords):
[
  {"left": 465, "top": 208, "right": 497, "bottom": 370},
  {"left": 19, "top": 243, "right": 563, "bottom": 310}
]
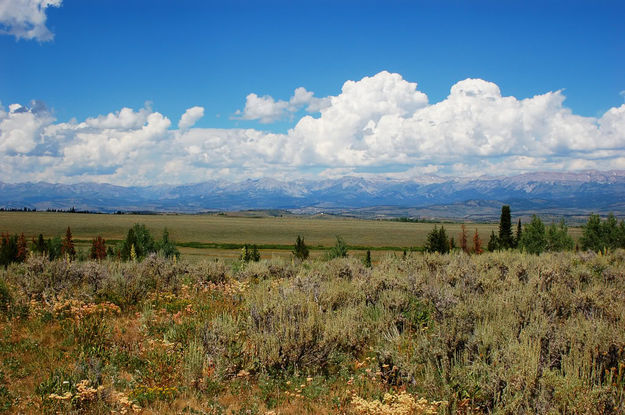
[
  {"left": 326, "top": 236, "right": 348, "bottom": 259},
  {"left": 119, "top": 223, "right": 156, "bottom": 261},
  {"left": 292, "top": 235, "right": 309, "bottom": 261}
]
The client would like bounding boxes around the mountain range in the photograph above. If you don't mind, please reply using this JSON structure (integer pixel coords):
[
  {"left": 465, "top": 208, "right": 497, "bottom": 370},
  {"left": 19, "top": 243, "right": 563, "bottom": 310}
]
[{"left": 1, "top": 170, "right": 625, "bottom": 222}]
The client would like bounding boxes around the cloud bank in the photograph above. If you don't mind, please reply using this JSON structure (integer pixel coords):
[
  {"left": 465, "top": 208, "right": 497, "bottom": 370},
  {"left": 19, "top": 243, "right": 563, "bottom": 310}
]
[
  {"left": 2, "top": 71, "right": 625, "bottom": 185},
  {"left": 0, "top": 0, "right": 61, "bottom": 41}
]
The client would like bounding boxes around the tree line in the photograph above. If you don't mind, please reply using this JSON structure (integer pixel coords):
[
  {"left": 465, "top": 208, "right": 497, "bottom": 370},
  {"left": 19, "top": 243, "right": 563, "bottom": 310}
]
[
  {"left": 425, "top": 206, "right": 625, "bottom": 255},
  {"left": 1, "top": 224, "right": 179, "bottom": 267},
  {"left": 3, "top": 210, "right": 625, "bottom": 267}
]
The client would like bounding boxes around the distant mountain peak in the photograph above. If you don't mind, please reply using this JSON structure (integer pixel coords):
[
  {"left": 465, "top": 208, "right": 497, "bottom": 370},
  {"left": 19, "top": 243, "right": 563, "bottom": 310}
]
[{"left": 1, "top": 170, "right": 624, "bottom": 219}]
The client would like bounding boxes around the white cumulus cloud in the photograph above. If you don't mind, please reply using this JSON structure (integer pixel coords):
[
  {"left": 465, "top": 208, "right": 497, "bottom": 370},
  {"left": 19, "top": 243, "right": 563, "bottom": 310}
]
[
  {"left": 178, "top": 106, "right": 204, "bottom": 130},
  {"left": 2, "top": 71, "right": 625, "bottom": 185},
  {"left": 0, "top": 0, "right": 62, "bottom": 41},
  {"left": 0, "top": 101, "right": 53, "bottom": 154},
  {"left": 234, "top": 86, "right": 331, "bottom": 124}
]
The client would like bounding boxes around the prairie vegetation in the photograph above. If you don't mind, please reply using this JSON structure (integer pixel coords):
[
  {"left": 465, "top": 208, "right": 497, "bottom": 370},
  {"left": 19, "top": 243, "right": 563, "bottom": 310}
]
[
  {"left": 0, "top": 212, "right": 512, "bottom": 260},
  {"left": 1, "top": 249, "right": 624, "bottom": 414}
]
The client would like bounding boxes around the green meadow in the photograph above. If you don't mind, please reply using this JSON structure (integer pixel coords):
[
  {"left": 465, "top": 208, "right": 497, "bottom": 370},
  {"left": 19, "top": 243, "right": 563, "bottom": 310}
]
[{"left": 0, "top": 211, "right": 584, "bottom": 261}]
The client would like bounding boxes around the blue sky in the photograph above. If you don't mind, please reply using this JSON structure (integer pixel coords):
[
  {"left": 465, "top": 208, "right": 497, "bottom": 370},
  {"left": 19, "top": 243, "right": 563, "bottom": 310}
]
[{"left": 1, "top": 0, "right": 624, "bottom": 185}]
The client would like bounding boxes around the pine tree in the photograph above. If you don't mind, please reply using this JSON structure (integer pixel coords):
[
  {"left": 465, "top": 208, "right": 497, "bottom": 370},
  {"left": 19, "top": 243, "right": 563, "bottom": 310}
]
[
  {"left": 90, "top": 235, "right": 107, "bottom": 260},
  {"left": 292, "top": 235, "right": 309, "bottom": 260},
  {"left": 515, "top": 219, "right": 522, "bottom": 248},
  {"left": 498, "top": 205, "right": 513, "bottom": 249},
  {"left": 0, "top": 233, "right": 16, "bottom": 267},
  {"left": 250, "top": 245, "right": 260, "bottom": 262},
  {"left": 487, "top": 231, "right": 499, "bottom": 252},
  {"left": 425, "top": 226, "right": 449, "bottom": 254},
  {"left": 425, "top": 226, "right": 439, "bottom": 253},
  {"left": 16, "top": 233, "right": 27, "bottom": 262},
  {"left": 545, "top": 219, "right": 574, "bottom": 252},
  {"left": 519, "top": 215, "right": 546, "bottom": 255},
  {"left": 121, "top": 228, "right": 137, "bottom": 260},
  {"left": 62, "top": 226, "right": 76, "bottom": 260},
  {"left": 156, "top": 228, "right": 180, "bottom": 259},
  {"left": 35, "top": 233, "right": 46, "bottom": 255},
  {"left": 472, "top": 229, "right": 483, "bottom": 254},
  {"left": 47, "top": 236, "right": 62, "bottom": 260},
  {"left": 119, "top": 224, "right": 157, "bottom": 261},
  {"left": 438, "top": 226, "right": 450, "bottom": 254},
  {"left": 580, "top": 214, "right": 603, "bottom": 252},
  {"left": 459, "top": 224, "right": 469, "bottom": 253}
]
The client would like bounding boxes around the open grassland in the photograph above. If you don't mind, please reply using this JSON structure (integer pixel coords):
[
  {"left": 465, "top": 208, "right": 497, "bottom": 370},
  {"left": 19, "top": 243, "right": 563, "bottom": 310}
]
[
  {"left": 0, "top": 212, "right": 583, "bottom": 260},
  {"left": 1, "top": 251, "right": 624, "bottom": 414}
]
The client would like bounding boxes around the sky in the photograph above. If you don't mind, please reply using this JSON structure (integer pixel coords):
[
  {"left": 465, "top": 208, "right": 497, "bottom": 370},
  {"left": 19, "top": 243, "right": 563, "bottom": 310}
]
[{"left": 0, "top": 0, "right": 624, "bottom": 185}]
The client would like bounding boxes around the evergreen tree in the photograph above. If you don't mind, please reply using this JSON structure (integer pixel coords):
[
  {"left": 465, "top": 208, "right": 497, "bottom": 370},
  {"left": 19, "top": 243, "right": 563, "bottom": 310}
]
[
  {"left": 425, "top": 225, "right": 449, "bottom": 254},
  {"left": 120, "top": 224, "right": 156, "bottom": 261},
  {"left": 250, "top": 245, "right": 260, "bottom": 261},
  {"left": 515, "top": 219, "right": 522, "bottom": 248},
  {"left": 519, "top": 215, "right": 546, "bottom": 255},
  {"left": 580, "top": 214, "right": 605, "bottom": 252},
  {"left": 292, "top": 235, "right": 309, "bottom": 260},
  {"left": 62, "top": 226, "right": 76, "bottom": 260},
  {"left": 498, "top": 205, "right": 513, "bottom": 249},
  {"left": 364, "top": 250, "right": 372, "bottom": 268},
  {"left": 120, "top": 228, "right": 137, "bottom": 260},
  {"left": 16, "top": 233, "right": 27, "bottom": 262},
  {"left": 425, "top": 225, "right": 439, "bottom": 253},
  {"left": 32, "top": 233, "right": 46, "bottom": 255},
  {"left": 459, "top": 224, "right": 469, "bottom": 253},
  {"left": 545, "top": 219, "right": 574, "bottom": 252},
  {"left": 438, "top": 226, "right": 450, "bottom": 254},
  {"left": 0, "top": 233, "right": 17, "bottom": 267},
  {"left": 156, "top": 228, "right": 180, "bottom": 259},
  {"left": 472, "top": 229, "right": 483, "bottom": 254},
  {"left": 487, "top": 231, "right": 499, "bottom": 252},
  {"left": 579, "top": 213, "right": 625, "bottom": 252},
  {"left": 327, "top": 236, "right": 348, "bottom": 259},
  {"left": 2, "top": 233, "right": 30, "bottom": 265},
  {"left": 90, "top": 235, "right": 107, "bottom": 260},
  {"left": 602, "top": 213, "right": 621, "bottom": 249},
  {"left": 47, "top": 236, "right": 62, "bottom": 260}
]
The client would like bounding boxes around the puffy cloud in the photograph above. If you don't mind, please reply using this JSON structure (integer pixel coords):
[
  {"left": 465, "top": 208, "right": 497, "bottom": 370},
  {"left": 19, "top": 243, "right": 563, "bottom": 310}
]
[
  {"left": 178, "top": 106, "right": 204, "bottom": 130},
  {"left": 286, "top": 73, "right": 625, "bottom": 173},
  {"left": 289, "top": 71, "right": 429, "bottom": 165},
  {"left": 234, "top": 87, "right": 331, "bottom": 124},
  {"left": 290, "top": 87, "right": 331, "bottom": 113},
  {"left": 0, "top": 0, "right": 62, "bottom": 41},
  {"left": 2, "top": 71, "right": 625, "bottom": 185},
  {"left": 235, "top": 93, "right": 291, "bottom": 124},
  {"left": 0, "top": 101, "right": 53, "bottom": 154}
]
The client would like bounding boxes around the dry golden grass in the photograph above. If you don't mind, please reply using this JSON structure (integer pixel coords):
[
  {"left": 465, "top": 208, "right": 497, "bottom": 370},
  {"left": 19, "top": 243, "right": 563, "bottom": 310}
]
[
  {"left": 0, "top": 211, "right": 503, "bottom": 247},
  {"left": 1, "top": 210, "right": 582, "bottom": 262}
]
